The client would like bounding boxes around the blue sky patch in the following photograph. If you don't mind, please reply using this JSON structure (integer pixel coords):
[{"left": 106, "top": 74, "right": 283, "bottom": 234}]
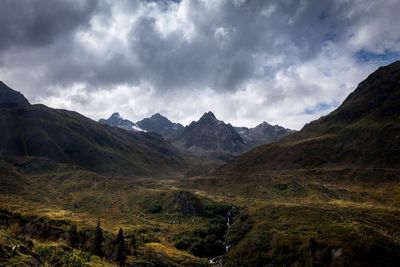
[
  {"left": 354, "top": 49, "right": 400, "bottom": 64},
  {"left": 305, "top": 102, "right": 336, "bottom": 115}
]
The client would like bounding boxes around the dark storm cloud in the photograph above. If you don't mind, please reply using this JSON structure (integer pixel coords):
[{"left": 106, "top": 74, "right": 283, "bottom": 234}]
[
  {"left": 0, "top": 0, "right": 98, "bottom": 52},
  {"left": 124, "top": 0, "right": 360, "bottom": 92},
  {"left": 5, "top": 0, "right": 352, "bottom": 92},
  {"left": 1, "top": 0, "right": 400, "bottom": 129},
  {"left": 0, "top": 0, "right": 383, "bottom": 91}
]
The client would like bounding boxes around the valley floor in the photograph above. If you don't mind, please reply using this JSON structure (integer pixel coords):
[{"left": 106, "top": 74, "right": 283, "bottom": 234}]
[{"left": 1, "top": 160, "right": 400, "bottom": 266}]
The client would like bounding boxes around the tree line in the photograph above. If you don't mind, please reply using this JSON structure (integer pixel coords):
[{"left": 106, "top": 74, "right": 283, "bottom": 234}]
[{"left": 0, "top": 209, "right": 136, "bottom": 266}]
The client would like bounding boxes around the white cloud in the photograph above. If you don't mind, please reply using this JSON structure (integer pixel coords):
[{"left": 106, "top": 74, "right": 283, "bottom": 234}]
[{"left": 1, "top": 0, "right": 400, "bottom": 130}]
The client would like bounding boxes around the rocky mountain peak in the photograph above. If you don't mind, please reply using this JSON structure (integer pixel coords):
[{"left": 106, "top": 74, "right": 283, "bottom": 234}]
[
  {"left": 234, "top": 120, "right": 295, "bottom": 148},
  {"left": 0, "top": 81, "right": 30, "bottom": 108},
  {"left": 99, "top": 113, "right": 144, "bottom": 132},
  {"left": 200, "top": 111, "right": 217, "bottom": 120},
  {"left": 260, "top": 121, "right": 272, "bottom": 127},
  {"left": 151, "top": 113, "right": 165, "bottom": 119},
  {"left": 174, "top": 112, "right": 246, "bottom": 154},
  {"left": 137, "top": 113, "right": 184, "bottom": 139},
  {"left": 197, "top": 111, "right": 220, "bottom": 126},
  {"left": 111, "top": 112, "right": 121, "bottom": 118}
]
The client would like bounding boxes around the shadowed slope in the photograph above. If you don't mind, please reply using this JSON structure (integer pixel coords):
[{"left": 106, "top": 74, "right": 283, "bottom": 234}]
[
  {"left": 216, "top": 61, "right": 400, "bottom": 177},
  {"left": 0, "top": 83, "right": 185, "bottom": 177},
  {"left": 0, "top": 81, "right": 30, "bottom": 108}
]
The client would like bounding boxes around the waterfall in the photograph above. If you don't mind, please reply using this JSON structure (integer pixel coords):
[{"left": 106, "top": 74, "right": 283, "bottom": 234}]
[{"left": 209, "top": 209, "right": 234, "bottom": 265}]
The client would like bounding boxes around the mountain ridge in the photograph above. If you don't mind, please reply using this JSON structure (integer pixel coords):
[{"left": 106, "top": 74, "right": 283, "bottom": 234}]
[
  {"left": 0, "top": 83, "right": 186, "bottom": 177},
  {"left": 102, "top": 111, "right": 295, "bottom": 155},
  {"left": 0, "top": 81, "right": 30, "bottom": 108},
  {"left": 173, "top": 111, "right": 247, "bottom": 154},
  {"left": 215, "top": 60, "right": 400, "bottom": 178},
  {"left": 99, "top": 112, "right": 145, "bottom": 132},
  {"left": 137, "top": 113, "right": 184, "bottom": 139}
]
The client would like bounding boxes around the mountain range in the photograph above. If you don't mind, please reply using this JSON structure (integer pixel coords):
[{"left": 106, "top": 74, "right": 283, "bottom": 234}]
[{"left": 100, "top": 110, "right": 294, "bottom": 155}]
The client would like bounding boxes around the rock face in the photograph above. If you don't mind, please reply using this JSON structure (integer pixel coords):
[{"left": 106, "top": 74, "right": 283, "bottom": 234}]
[
  {"left": 173, "top": 191, "right": 204, "bottom": 216},
  {"left": 174, "top": 112, "right": 247, "bottom": 154},
  {"left": 137, "top": 113, "right": 184, "bottom": 139},
  {"left": 99, "top": 113, "right": 144, "bottom": 131},
  {"left": 0, "top": 81, "right": 30, "bottom": 108},
  {"left": 217, "top": 60, "right": 400, "bottom": 177},
  {"left": 235, "top": 122, "right": 295, "bottom": 146}
]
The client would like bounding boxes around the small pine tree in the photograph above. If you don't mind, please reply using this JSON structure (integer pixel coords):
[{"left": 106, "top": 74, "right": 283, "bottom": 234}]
[
  {"left": 68, "top": 223, "right": 79, "bottom": 248},
  {"left": 92, "top": 220, "right": 104, "bottom": 257},
  {"left": 116, "top": 228, "right": 126, "bottom": 266},
  {"left": 129, "top": 235, "right": 137, "bottom": 256},
  {"left": 39, "top": 222, "right": 50, "bottom": 240},
  {"left": 81, "top": 230, "right": 87, "bottom": 250}
]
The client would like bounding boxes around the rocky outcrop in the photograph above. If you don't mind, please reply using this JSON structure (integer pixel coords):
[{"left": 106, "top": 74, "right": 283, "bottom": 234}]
[{"left": 173, "top": 191, "right": 204, "bottom": 216}]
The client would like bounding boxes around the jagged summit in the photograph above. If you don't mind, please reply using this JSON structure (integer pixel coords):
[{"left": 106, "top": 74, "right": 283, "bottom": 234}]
[
  {"left": 260, "top": 121, "right": 272, "bottom": 126},
  {"left": 150, "top": 113, "right": 166, "bottom": 119},
  {"left": 234, "top": 121, "right": 294, "bottom": 147},
  {"left": 200, "top": 111, "right": 217, "bottom": 120},
  {"left": 0, "top": 81, "right": 30, "bottom": 108},
  {"left": 174, "top": 112, "right": 246, "bottom": 154},
  {"left": 137, "top": 113, "right": 184, "bottom": 139},
  {"left": 195, "top": 112, "right": 222, "bottom": 127},
  {"left": 111, "top": 112, "right": 121, "bottom": 118},
  {"left": 99, "top": 113, "right": 144, "bottom": 132}
]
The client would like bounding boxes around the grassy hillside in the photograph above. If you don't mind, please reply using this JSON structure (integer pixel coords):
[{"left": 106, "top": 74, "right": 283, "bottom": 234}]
[
  {"left": 216, "top": 61, "right": 400, "bottom": 178},
  {"left": 1, "top": 155, "right": 400, "bottom": 266},
  {"left": 0, "top": 157, "right": 234, "bottom": 265},
  {"left": 0, "top": 104, "right": 186, "bottom": 177}
]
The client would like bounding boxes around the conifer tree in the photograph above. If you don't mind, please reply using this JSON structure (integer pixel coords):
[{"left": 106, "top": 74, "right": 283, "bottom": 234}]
[
  {"left": 116, "top": 228, "right": 126, "bottom": 266},
  {"left": 39, "top": 222, "right": 50, "bottom": 240},
  {"left": 92, "top": 220, "right": 104, "bottom": 257},
  {"left": 129, "top": 235, "right": 137, "bottom": 256},
  {"left": 81, "top": 230, "right": 87, "bottom": 250},
  {"left": 68, "top": 223, "right": 79, "bottom": 248}
]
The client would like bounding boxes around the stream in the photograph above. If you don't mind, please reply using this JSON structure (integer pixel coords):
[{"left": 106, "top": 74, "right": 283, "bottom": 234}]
[{"left": 209, "top": 209, "right": 234, "bottom": 265}]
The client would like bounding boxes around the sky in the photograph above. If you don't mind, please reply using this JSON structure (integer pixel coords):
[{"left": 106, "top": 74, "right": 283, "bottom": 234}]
[{"left": 1, "top": 0, "right": 400, "bottom": 130}]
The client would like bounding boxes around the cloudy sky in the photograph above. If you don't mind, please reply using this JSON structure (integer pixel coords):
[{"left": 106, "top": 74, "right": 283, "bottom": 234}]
[{"left": 1, "top": 0, "right": 400, "bottom": 129}]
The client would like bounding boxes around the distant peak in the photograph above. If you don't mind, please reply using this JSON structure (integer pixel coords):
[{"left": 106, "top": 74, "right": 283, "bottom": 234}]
[
  {"left": 111, "top": 112, "right": 121, "bottom": 118},
  {"left": 200, "top": 111, "right": 217, "bottom": 120},
  {"left": 151, "top": 113, "right": 167, "bottom": 119},
  {"left": 261, "top": 121, "right": 272, "bottom": 126}
]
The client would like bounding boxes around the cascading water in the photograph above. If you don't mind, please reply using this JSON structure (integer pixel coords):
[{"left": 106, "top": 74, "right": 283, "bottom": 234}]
[{"left": 209, "top": 209, "right": 234, "bottom": 265}]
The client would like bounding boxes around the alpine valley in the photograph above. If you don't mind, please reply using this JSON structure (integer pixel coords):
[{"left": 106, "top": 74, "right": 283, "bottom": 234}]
[{"left": 1, "top": 61, "right": 400, "bottom": 267}]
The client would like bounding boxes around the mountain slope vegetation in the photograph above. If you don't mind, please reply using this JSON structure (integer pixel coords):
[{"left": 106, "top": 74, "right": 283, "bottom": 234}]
[
  {"left": 0, "top": 83, "right": 185, "bottom": 177},
  {"left": 217, "top": 61, "right": 400, "bottom": 178}
]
